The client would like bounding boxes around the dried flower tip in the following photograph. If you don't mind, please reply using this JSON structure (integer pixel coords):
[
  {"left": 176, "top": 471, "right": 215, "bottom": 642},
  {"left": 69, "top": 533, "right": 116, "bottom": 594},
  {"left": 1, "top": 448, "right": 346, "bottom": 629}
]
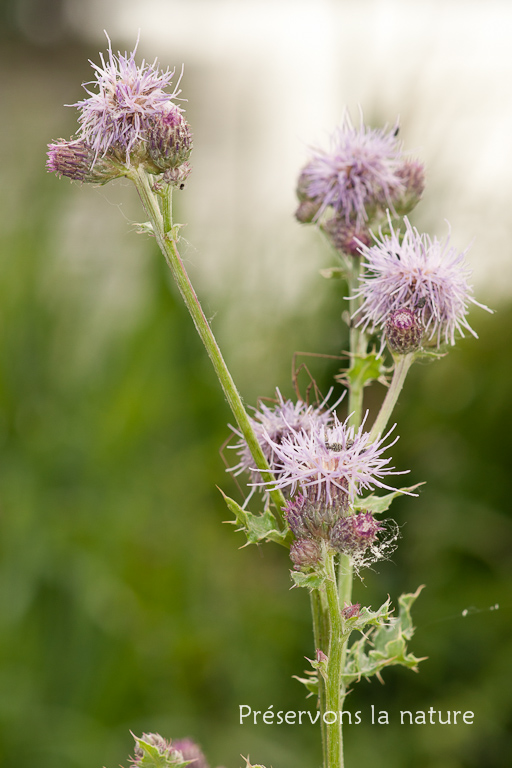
[
  {"left": 385, "top": 307, "right": 423, "bottom": 354},
  {"left": 341, "top": 602, "right": 361, "bottom": 619},
  {"left": 290, "top": 537, "right": 323, "bottom": 570},
  {"left": 46, "top": 139, "right": 124, "bottom": 184},
  {"left": 330, "top": 511, "right": 384, "bottom": 554},
  {"left": 322, "top": 215, "right": 372, "bottom": 257},
  {"left": 147, "top": 107, "right": 193, "bottom": 172}
]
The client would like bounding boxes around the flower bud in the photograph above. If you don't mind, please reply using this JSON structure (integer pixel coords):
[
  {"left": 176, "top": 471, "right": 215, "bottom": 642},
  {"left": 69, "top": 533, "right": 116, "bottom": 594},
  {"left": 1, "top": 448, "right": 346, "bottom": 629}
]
[
  {"left": 330, "top": 512, "right": 383, "bottom": 554},
  {"left": 295, "top": 170, "right": 321, "bottom": 222},
  {"left": 147, "top": 107, "right": 193, "bottom": 171},
  {"left": 392, "top": 159, "right": 425, "bottom": 215},
  {"left": 385, "top": 307, "right": 423, "bottom": 354},
  {"left": 290, "top": 537, "right": 322, "bottom": 570},
  {"left": 322, "top": 215, "right": 371, "bottom": 257},
  {"left": 46, "top": 139, "right": 125, "bottom": 184},
  {"left": 295, "top": 199, "right": 322, "bottom": 223}
]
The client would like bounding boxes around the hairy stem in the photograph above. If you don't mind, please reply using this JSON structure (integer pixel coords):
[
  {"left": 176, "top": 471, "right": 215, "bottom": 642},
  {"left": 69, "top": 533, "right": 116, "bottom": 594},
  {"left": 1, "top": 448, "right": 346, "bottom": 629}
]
[
  {"left": 325, "top": 552, "right": 348, "bottom": 768},
  {"left": 310, "top": 590, "right": 330, "bottom": 763},
  {"left": 131, "top": 167, "right": 287, "bottom": 518},
  {"left": 346, "top": 259, "right": 367, "bottom": 429}
]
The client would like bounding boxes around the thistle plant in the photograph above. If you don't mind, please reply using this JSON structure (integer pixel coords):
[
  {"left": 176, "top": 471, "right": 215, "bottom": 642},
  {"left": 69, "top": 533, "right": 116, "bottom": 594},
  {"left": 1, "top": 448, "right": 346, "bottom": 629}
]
[{"left": 47, "top": 35, "right": 491, "bottom": 768}]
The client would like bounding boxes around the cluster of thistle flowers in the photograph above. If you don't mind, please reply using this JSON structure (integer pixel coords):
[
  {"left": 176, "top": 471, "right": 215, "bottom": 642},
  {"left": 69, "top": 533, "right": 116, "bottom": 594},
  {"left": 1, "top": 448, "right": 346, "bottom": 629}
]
[
  {"left": 295, "top": 111, "right": 425, "bottom": 257},
  {"left": 231, "top": 393, "right": 402, "bottom": 573},
  {"left": 296, "top": 111, "right": 490, "bottom": 354},
  {"left": 46, "top": 37, "right": 192, "bottom": 187},
  {"left": 128, "top": 733, "right": 209, "bottom": 768}
]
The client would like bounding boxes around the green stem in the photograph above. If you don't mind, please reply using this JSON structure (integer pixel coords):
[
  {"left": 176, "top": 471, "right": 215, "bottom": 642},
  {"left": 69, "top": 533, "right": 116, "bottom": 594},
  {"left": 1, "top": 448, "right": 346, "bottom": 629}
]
[
  {"left": 346, "top": 259, "right": 367, "bottom": 429},
  {"left": 368, "top": 352, "right": 416, "bottom": 443},
  {"left": 131, "top": 167, "right": 287, "bottom": 518},
  {"left": 310, "top": 590, "right": 329, "bottom": 763},
  {"left": 337, "top": 553, "right": 352, "bottom": 725},
  {"left": 325, "top": 552, "right": 348, "bottom": 768}
]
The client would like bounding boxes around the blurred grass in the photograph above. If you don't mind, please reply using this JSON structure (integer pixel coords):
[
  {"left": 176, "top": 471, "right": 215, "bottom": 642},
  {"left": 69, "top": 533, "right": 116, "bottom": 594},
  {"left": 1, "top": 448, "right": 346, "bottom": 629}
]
[{"left": 0, "top": 36, "right": 511, "bottom": 768}]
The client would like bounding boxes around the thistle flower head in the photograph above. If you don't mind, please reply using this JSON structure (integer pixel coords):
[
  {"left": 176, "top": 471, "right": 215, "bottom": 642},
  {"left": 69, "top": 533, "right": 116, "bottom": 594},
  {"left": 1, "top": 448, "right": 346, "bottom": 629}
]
[
  {"left": 259, "top": 414, "right": 405, "bottom": 505},
  {"left": 385, "top": 306, "right": 423, "bottom": 355},
  {"left": 46, "top": 138, "right": 125, "bottom": 183},
  {"left": 172, "top": 740, "right": 209, "bottom": 768},
  {"left": 284, "top": 492, "right": 348, "bottom": 538},
  {"left": 130, "top": 733, "right": 188, "bottom": 768},
  {"left": 73, "top": 34, "right": 184, "bottom": 162},
  {"left": 228, "top": 389, "right": 334, "bottom": 487},
  {"left": 297, "top": 112, "right": 417, "bottom": 227},
  {"left": 354, "top": 216, "right": 491, "bottom": 347}
]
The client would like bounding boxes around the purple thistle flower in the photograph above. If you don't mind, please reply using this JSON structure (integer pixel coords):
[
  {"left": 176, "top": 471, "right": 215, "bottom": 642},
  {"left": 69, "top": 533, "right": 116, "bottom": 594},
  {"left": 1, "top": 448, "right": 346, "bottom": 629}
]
[
  {"left": 284, "top": 492, "right": 348, "bottom": 538},
  {"left": 73, "top": 34, "right": 184, "bottom": 162},
  {"left": 228, "top": 389, "right": 335, "bottom": 488},
  {"left": 353, "top": 216, "right": 492, "bottom": 348},
  {"left": 172, "top": 739, "right": 209, "bottom": 768},
  {"left": 257, "top": 414, "right": 406, "bottom": 505},
  {"left": 297, "top": 112, "right": 413, "bottom": 226}
]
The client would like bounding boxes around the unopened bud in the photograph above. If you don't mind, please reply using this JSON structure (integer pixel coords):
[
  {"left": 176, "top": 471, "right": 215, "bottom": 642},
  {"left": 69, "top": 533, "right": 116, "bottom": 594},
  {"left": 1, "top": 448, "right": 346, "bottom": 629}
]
[
  {"left": 148, "top": 108, "right": 193, "bottom": 171},
  {"left": 392, "top": 159, "right": 425, "bottom": 215},
  {"left": 46, "top": 139, "right": 125, "bottom": 184},
  {"left": 322, "top": 215, "right": 371, "bottom": 256},
  {"left": 385, "top": 307, "right": 423, "bottom": 354},
  {"left": 290, "top": 537, "right": 322, "bottom": 570},
  {"left": 295, "top": 170, "right": 321, "bottom": 222},
  {"left": 341, "top": 602, "right": 361, "bottom": 619}
]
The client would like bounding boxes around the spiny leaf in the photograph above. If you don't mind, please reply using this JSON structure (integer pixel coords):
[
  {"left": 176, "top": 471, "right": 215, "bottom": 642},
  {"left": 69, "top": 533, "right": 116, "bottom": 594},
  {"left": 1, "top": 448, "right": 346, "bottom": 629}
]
[
  {"left": 354, "top": 482, "right": 425, "bottom": 515},
  {"left": 290, "top": 570, "right": 327, "bottom": 591},
  {"left": 219, "top": 489, "right": 290, "bottom": 547},
  {"left": 341, "top": 585, "right": 426, "bottom": 685}
]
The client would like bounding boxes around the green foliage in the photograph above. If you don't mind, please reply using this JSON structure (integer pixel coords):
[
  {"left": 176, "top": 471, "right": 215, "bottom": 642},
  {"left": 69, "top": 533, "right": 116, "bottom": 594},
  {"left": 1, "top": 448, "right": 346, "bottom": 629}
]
[
  {"left": 131, "top": 736, "right": 191, "bottom": 768},
  {"left": 353, "top": 482, "right": 425, "bottom": 515},
  {"left": 221, "top": 492, "right": 290, "bottom": 547},
  {"left": 345, "top": 352, "right": 388, "bottom": 390},
  {"left": 290, "top": 570, "right": 327, "bottom": 591},
  {"left": 342, "top": 586, "right": 425, "bottom": 685}
]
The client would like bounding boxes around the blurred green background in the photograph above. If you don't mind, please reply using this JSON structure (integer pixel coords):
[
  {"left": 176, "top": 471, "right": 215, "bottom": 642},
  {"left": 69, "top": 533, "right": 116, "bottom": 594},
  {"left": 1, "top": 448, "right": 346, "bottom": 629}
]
[{"left": 1, "top": 3, "right": 511, "bottom": 768}]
